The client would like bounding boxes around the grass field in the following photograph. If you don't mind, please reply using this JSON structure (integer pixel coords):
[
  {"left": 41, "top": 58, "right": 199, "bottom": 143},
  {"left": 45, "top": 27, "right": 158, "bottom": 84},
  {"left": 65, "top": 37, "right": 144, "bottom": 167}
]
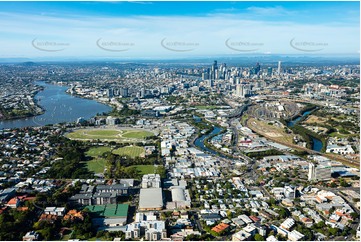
[
  {"left": 112, "top": 146, "right": 144, "bottom": 158},
  {"left": 128, "top": 165, "right": 157, "bottom": 175},
  {"left": 85, "top": 146, "right": 111, "bottom": 157},
  {"left": 304, "top": 115, "right": 327, "bottom": 124},
  {"left": 121, "top": 130, "right": 154, "bottom": 139},
  {"left": 247, "top": 118, "right": 294, "bottom": 144},
  {"left": 66, "top": 128, "right": 154, "bottom": 142},
  {"left": 68, "top": 129, "right": 121, "bottom": 139},
  {"left": 84, "top": 145, "right": 146, "bottom": 173},
  {"left": 85, "top": 158, "right": 107, "bottom": 174}
]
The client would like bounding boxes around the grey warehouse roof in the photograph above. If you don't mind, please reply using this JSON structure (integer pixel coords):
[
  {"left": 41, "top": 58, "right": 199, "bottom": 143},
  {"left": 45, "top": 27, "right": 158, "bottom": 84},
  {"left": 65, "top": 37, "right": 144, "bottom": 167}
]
[{"left": 139, "top": 188, "right": 163, "bottom": 210}]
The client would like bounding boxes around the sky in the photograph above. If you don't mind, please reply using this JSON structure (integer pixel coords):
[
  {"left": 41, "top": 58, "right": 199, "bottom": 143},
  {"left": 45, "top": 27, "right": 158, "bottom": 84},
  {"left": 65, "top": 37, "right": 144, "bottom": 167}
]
[{"left": 0, "top": 1, "right": 359, "bottom": 59}]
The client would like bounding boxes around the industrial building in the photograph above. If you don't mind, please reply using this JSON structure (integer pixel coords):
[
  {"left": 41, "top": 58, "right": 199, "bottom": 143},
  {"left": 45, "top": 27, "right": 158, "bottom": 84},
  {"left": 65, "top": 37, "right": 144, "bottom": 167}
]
[
  {"left": 139, "top": 188, "right": 163, "bottom": 211},
  {"left": 86, "top": 204, "right": 129, "bottom": 231},
  {"left": 166, "top": 187, "right": 191, "bottom": 209}
]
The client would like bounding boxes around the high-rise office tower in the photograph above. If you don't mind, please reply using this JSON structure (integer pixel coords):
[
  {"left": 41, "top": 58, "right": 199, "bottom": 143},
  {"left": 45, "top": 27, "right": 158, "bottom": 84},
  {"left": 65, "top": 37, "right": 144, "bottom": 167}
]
[
  {"left": 236, "top": 84, "right": 248, "bottom": 98},
  {"left": 107, "top": 88, "right": 114, "bottom": 98},
  {"left": 277, "top": 61, "right": 282, "bottom": 75},
  {"left": 120, "top": 88, "right": 129, "bottom": 97},
  {"left": 219, "top": 63, "right": 226, "bottom": 79},
  {"left": 267, "top": 67, "right": 272, "bottom": 77},
  {"left": 211, "top": 60, "right": 218, "bottom": 80},
  {"left": 255, "top": 62, "right": 261, "bottom": 75},
  {"left": 202, "top": 68, "right": 210, "bottom": 80}
]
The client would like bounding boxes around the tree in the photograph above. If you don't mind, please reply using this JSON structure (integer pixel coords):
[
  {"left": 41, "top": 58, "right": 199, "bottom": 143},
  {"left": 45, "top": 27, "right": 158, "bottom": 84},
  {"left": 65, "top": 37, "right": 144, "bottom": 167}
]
[
  {"left": 226, "top": 210, "right": 233, "bottom": 219},
  {"left": 278, "top": 207, "right": 290, "bottom": 219},
  {"left": 254, "top": 234, "right": 265, "bottom": 241},
  {"left": 329, "top": 182, "right": 337, "bottom": 188},
  {"left": 314, "top": 221, "right": 325, "bottom": 229},
  {"left": 350, "top": 212, "right": 359, "bottom": 220},
  {"left": 268, "top": 198, "right": 277, "bottom": 206},
  {"left": 38, "top": 227, "right": 53, "bottom": 241},
  {"left": 339, "top": 178, "right": 349, "bottom": 187},
  {"left": 328, "top": 227, "right": 339, "bottom": 236}
]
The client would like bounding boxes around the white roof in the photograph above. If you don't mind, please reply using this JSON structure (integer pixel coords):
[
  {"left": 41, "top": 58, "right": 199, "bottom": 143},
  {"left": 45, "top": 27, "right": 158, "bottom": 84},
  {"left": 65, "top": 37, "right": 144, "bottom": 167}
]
[
  {"left": 171, "top": 188, "right": 186, "bottom": 202},
  {"left": 139, "top": 188, "right": 163, "bottom": 210}
]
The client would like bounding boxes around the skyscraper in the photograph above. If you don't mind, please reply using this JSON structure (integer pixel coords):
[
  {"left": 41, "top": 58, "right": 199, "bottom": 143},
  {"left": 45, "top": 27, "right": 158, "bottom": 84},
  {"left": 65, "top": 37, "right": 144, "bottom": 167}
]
[
  {"left": 211, "top": 60, "right": 218, "bottom": 80},
  {"left": 236, "top": 84, "right": 243, "bottom": 97},
  {"left": 107, "top": 88, "right": 114, "bottom": 98},
  {"left": 220, "top": 63, "right": 227, "bottom": 79},
  {"left": 277, "top": 61, "right": 282, "bottom": 75},
  {"left": 267, "top": 67, "right": 272, "bottom": 77},
  {"left": 202, "top": 68, "right": 210, "bottom": 80},
  {"left": 120, "top": 88, "right": 129, "bottom": 97},
  {"left": 255, "top": 62, "right": 261, "bottom": 75},
  {"left": 235, "top": 84, "right": 250, "bottom": 98}
]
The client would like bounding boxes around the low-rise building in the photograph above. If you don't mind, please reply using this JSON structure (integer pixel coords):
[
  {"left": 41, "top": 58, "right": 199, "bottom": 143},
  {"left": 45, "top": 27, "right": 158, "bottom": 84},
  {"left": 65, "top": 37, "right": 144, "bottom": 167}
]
[
  {"left": 22, "top": 231, "right": 39, "bottom": 241},
  {"left": 139, "top": 188, "right": 163, "bottom": 211},
  {"left": 288, "top": 230, "right": 304, "bottom": 241},
  {"left": 232, "top": 230, "right": 252, "bottom": 241},
  {"left": 280, "top": 218, "right": 295, "bottom": 231},
  {"left": 142, "top": 174, "right": 161, "bottom": 188},
  {"left": 166, "top": 187, "right": 191, "bottom": 209},
  {"left": 326, "top": 144, "right": 354, "bottom": 155},
  {"left": 44, "top": 207, "right": 66, "bottom": 216},
  {"left": 125, "top": 218, "right": 167, "bottom": 241}
]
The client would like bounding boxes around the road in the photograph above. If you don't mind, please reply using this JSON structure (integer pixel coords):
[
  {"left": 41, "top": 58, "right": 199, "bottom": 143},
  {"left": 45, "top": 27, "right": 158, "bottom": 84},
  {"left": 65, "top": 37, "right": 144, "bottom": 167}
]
[{"left": 221, "top": 98, "right": 252, "bottom": 164}]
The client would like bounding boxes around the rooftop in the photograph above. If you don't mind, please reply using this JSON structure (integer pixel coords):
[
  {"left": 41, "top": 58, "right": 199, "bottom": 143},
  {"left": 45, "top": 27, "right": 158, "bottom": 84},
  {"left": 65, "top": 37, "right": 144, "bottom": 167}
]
[
  {"left": 86, "top": 204, "right": 129, "bottom": 218},
  {"left": 139, "top": 188, "right": 163, "bottom": 210}
]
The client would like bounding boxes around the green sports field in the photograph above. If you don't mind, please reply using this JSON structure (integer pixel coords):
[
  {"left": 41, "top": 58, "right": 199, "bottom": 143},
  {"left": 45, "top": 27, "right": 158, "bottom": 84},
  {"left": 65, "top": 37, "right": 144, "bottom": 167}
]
[
  {"left": 66, "top": 128, "right": 154, "bottom": 142},
  {"left": 84, "top": 145, "right": 146, "bottom": 173},
  {"left": 112, "top": 146, "right": 144, "bottom": 158},
  {"left": 84, "top": 147, "right": 110, "bottom": 174},
  {"left": 85, "top": 146, "right": 111, "bottom": 157},
  {"left": 127, "top": 165, "right": 157, "bottom": 175},
  {"left": 85, "top": 158, "right": 107, "bottom": 174}
]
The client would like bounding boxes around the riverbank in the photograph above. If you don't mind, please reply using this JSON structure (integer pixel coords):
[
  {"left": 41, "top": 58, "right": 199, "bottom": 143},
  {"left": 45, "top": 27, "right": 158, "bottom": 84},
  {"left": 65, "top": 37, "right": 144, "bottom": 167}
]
[
  {"left": 286, "top": 103, "right": 318, "bottom": 123},
  {"left": 191, "top": 116, "right": 234, "bottom": 159},
  {"left": 0, "top": 86, "right": 45, "bottom": 122},
  {"left": 283, "top": 106, "right": 325, "bottom": 152},
  {"left": 0, "top": 81, "right": 112, "bottom": 129}
]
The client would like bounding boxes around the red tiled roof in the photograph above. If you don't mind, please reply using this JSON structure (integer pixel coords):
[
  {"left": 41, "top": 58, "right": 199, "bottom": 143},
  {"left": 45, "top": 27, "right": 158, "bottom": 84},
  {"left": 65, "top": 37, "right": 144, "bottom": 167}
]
[
  {"left": 211, "top": 223, "right": 229, "bottom": 233},
  {"left": 249, "top": 215, "right": 260, "bottom": 222},
  {"left": 7, "top": 197, "right": 19, "bottom": 205}
]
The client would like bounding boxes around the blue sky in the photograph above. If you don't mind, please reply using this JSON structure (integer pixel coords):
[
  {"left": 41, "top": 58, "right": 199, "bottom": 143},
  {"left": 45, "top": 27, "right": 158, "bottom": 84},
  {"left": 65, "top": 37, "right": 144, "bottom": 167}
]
[{"left": 0, "top": 1, "right": 359, "bottom": 58}]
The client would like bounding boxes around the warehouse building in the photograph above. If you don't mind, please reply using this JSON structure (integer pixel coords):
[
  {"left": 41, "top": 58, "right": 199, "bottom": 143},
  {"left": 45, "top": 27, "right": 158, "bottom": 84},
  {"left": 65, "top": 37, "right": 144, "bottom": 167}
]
[
  {"left": 166, "top": 187, "right": 191, "bottom": 209},
  {"left": 86, "top": 204, "right": 129, "bottom": 231},
  {"left": 139, "top": 188, "right": 163, "bottom": 211}
]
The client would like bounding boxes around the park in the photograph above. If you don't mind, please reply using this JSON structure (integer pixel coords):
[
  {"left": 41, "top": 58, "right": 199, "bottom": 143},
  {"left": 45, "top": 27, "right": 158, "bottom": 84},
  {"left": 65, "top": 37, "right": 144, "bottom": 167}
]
[{"left": 66, "top": 128, "right": 154, "bottom": 142}]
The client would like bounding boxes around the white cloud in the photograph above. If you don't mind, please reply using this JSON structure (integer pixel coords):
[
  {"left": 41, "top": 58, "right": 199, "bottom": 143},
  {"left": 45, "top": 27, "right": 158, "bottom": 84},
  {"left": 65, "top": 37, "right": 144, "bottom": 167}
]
[
  {"left": 0, "top": 12, "right": 358, "bottom": 58},
  {"left": 246, "top": 6, "right": 296, "bottom": 16}
]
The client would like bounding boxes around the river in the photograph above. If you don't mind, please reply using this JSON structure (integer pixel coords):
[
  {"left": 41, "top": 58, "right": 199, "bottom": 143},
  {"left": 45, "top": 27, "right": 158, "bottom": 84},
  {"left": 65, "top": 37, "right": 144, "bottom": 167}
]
[
  {"left": 286, "top": 110, "right": 323, "bottom": 152},
  {"left": 0, "top": 81, "right": 112, "bottom": 129},
  {"left": 194, "top": 126, "right": 227, "bottom": 157}
]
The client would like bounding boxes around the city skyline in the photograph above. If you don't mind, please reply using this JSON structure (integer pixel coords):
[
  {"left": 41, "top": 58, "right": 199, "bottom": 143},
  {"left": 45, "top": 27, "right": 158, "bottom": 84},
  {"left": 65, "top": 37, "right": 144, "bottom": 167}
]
[{"left": 0, "top": 1, "right": 359, "bottom": 59}]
